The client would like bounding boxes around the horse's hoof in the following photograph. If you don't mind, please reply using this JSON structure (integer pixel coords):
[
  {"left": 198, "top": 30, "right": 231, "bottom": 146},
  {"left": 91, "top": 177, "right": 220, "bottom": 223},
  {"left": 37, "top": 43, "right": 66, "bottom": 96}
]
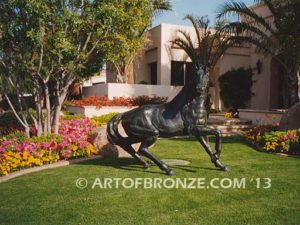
[
  {"left": 143, "top": 163, "right": 150, "bottom": 169},
  {"left": 221, "top": 165, "right": 229, "bottom": 171},
  {"left": 166, "top": 170, "right": 176, "bottom": 176}
]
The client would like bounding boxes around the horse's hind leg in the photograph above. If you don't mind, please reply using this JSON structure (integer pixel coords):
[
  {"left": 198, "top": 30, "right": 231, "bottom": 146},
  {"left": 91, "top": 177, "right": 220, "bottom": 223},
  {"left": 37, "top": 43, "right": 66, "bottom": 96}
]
[
  {"left": 119, "top": 141, "right": 150, "bottom": 168},
  {"left": 117, "top": 137, "right": 150, "bottom": 168},
  {"left": 138, "top": 137, "right": 175, "bottom": 176},
  {"left": 196, "top": 135, "right": 228, "bottom": 171}
]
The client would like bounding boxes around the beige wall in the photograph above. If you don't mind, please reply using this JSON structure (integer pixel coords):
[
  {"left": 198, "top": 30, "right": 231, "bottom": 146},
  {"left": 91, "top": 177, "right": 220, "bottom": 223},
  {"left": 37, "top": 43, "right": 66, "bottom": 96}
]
[
  {"left": 134, "top": 24, "right": 196, "bottom": 85},
  {"left": 133, "top": 23, "right": 272, "bottom": 110},
  {"left": 82, "top": 83, "right": 183, "bottom": 101},
  {"left": 132, "top": 3, "right": 284, "bottom": 111}
]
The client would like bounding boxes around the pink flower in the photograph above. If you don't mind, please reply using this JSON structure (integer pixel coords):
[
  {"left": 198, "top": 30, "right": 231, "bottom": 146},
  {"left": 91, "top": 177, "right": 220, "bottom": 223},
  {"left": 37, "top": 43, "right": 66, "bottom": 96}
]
[{"left": 0, "top": 147, "right": 6, "bottom": 154}]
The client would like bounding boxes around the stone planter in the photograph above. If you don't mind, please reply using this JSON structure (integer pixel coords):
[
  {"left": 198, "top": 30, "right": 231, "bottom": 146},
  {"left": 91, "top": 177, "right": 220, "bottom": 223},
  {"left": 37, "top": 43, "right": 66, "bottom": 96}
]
[
  {"left": 238, "top": 109, "right": 286, "bottom": 126},
  {"left": 67, "top": 105, "right": 136, "bottom": 118}
]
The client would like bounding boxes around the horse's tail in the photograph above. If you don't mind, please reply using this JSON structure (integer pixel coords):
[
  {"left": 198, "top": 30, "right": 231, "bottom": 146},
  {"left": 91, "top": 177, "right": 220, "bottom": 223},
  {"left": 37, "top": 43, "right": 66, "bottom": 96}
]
[{"left": 107, "top": 113, "right": 125, "bottom": 145}]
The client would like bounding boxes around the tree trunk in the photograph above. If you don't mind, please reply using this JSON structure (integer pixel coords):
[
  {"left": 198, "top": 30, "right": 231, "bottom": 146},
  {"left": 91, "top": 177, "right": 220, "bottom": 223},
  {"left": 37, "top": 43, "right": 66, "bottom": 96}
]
[
  {"left": 52, "top": 74, "right": 75, "bottom": 134},
  {"left": 52, "top": 104, "right": 62, "bottom": 134},
  {"left": 44, "top": 83, "right": 51, "bottom": 134},
  {"left": 287, "top": 66, "right": 300, "bottom": 107},
  {"left": 52, "top": 92, "right": 68, "bottom": 134},
  {"left": 115, "top": 64, "right": 127, "bottom": 83},
  {"left": 33, "top": 81, "right": 43, "bottom": 136},
  {"left": 126, "top": 63, "right": 135, "bottom": 84},
  {"left": 4, "top": 94, "right": 30, "bottom": 137}
]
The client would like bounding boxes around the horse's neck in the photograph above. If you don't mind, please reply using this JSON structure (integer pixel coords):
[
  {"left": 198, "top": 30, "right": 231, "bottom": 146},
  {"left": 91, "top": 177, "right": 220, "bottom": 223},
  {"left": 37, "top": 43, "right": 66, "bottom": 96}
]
[
  {"left": 165, "top": 85, "right": 190, "bottom": 111},
  {"left": 195, "top": 95, "right": 206, "bottom": 109}
]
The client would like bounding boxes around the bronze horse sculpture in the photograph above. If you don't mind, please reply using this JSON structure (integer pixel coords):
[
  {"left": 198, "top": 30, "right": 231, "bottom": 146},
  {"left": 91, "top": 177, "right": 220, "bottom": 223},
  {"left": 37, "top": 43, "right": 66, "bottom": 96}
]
[{"left": 107, "top": 67, "right": 228, "bottom": 176}]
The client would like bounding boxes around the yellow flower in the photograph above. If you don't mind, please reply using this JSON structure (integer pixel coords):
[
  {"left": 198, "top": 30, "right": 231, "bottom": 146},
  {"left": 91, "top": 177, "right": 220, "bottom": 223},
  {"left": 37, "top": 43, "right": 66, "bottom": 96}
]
[
  {"left": 86, "top": 144, "right": 95, "bottom": 157},
  {"left": 28, "top": 156, "right": 35, "bottom": 163},
  {"left": 11, "top": 163, "right": 17, "bottom": 169},
  {"left": 42, "top": 157, "right": 49, "bottom": 162},
  {"left": 2, "top": 171, "right": 8, "bottom": 176},
  {"left": 14, "top": 153, "right": 21, "bottom": 159},
  {"left": 71, "top": 145, "right": 78, "bottom": 151},
  {"left": 224, "top": 112, "right": 233, "bottom": 118},
  {"left": 23, "top": 152, "right": 29, "bottom": 160}
]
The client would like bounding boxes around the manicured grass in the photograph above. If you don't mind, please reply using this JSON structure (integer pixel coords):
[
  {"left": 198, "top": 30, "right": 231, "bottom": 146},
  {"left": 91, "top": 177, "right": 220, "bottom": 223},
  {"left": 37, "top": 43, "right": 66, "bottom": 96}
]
[{"left": 0, "top": 137, "right": 299, "bottom": 225}]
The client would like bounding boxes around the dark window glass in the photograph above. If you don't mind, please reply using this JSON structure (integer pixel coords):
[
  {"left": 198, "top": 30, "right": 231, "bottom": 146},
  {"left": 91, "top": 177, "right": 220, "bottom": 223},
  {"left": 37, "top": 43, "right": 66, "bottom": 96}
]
[
  {"left": 171, "top": 61, "right": 185, "bottom": 86},
  {"left": 185, "top": 62, "right": 195, "bottom": 85},
  {"left": 149, "top": 62, "right": 157, "bottom": 85}
]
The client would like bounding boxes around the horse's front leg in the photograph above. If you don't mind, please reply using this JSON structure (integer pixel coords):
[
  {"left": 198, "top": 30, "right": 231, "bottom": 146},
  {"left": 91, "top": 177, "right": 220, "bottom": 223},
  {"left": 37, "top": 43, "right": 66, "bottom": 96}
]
[{"left": 194, "top": 127, "right": 228, "bottom": 171}]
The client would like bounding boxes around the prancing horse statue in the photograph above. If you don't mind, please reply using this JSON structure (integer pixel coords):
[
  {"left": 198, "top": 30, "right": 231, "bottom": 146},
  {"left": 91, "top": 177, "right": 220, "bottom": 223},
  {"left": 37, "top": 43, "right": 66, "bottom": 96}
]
[{"left": 107, "top": 67, "right": 228, "bottom": 176}]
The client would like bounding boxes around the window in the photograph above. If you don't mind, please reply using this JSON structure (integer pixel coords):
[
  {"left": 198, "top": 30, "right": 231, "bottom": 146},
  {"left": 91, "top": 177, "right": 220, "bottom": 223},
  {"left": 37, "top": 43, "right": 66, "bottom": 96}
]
[
  {"left": 149, "top": 62, "right": 157, "bottom": 85},
  {"left": 171, "top": 61, "right": 194, "bottom": 86},
  {"left": 185, "top": 62, "right": 195, "bottom": 85}
]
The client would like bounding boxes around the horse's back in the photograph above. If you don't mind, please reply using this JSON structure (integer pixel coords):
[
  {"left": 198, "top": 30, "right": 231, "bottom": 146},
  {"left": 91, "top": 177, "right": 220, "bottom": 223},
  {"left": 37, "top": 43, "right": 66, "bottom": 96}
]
[{"left": 121, "top": 104, "right": 186, "bottom": 138}]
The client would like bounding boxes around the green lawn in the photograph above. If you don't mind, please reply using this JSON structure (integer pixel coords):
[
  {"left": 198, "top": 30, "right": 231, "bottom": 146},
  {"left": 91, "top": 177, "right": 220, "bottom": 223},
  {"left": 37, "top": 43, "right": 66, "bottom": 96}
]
[{"left": 0, "top": 137, "right": 299, "bottom": 225}]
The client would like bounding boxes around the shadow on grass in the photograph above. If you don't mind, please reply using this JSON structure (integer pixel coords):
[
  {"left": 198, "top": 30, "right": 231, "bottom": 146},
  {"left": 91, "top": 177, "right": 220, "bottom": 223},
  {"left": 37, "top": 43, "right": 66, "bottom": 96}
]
[
  {"left": 76, "top": 155, "right": 221, "bottom": 175},
  {"left": 77, "top": 157, "right": 164, "bottom": 175},
  {"left": 167, "top": 136, "right": 245, "bottom": 144},
  {"left": 75, "top": 136, "right": 239, "bottom": 175}
]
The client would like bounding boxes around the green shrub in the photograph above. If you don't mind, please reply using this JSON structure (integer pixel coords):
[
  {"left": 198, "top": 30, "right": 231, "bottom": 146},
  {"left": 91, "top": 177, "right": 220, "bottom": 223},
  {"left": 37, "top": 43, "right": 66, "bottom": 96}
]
[
  {"left": 218, "top": 67, "right": 253, "bottom": 112},
  {"left": 0, "top": 112, "right": 20, "bottom": 126},
  {"left": 63, "top": 114, "right": 85, "bottom": 120},
  {"left": 91, "top": 112, "right": 118, "bottom": 127},
  {"left": 0, "top": 95, "right": 35, "bottom": 111},
  {"left": 132, "top": 96, "right": 167, "bottom": 106}
]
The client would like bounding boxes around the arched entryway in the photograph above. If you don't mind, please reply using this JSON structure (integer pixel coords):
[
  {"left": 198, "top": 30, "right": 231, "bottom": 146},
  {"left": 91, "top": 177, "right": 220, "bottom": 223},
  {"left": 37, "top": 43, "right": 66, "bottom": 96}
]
[{"left": 270, "top": 58, "right": 289, "bottom": 109}]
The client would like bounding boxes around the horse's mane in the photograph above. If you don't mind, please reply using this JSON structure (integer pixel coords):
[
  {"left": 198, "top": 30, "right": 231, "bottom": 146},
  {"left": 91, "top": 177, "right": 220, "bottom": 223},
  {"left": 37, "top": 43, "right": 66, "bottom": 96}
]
[{"left": 164, "top": 75, "right": 197, "bottom": 113}]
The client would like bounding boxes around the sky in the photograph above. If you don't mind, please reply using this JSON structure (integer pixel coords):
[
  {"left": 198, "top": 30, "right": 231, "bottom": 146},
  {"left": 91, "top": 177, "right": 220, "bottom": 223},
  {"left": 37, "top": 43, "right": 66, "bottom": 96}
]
[{"left": 153, "top": 0, "right": 255, "bottom": 27}]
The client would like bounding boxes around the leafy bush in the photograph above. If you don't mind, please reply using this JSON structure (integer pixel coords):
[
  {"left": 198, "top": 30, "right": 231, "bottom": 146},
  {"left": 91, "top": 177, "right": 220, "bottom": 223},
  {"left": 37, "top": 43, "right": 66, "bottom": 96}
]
[
  {"left": 0, "top": 112, "right": 26, "bottom": 136},
  {"left": 219, "top": 68, "right": 253, "bottom": 112},
  {"left": 0, "top": 118, "right": 97, "bottom": 176},
  {"left": 132, "top": 96, "right": 167, "bottom": 106},
  {"left": 245, "top": 126, "right": 299, "bottom": 154},
  {"left": 91, "top": 112, "right": 118, "bottom": 127},
  {"left": 0, "top": 95, "right": 35, "bottom": 111},
  {"left": 63, "top": 114, "right": 85, "bottom": 120}
]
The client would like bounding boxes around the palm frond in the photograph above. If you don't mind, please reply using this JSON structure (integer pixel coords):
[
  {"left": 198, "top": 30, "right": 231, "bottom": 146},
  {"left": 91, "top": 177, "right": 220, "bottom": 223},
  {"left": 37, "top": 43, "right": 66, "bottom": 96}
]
[
  {"left": 220, "top": 21, "right": 276, "bottom": 48},
  {"left": 217, "top": 1, "right": 276, "bottom": 36},
  {"left": 184, "top": 14, "right": 202, "bottom": 47},
  {"left": 172, "top": 34, "right": 199, "bottom": 67},
  {"left": 227, "top": 35, "right": 274, "bottom": 55}
]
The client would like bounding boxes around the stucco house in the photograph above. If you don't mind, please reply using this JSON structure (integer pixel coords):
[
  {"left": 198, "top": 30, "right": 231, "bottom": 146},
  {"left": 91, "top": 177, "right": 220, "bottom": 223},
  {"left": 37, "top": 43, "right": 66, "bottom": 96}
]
[{"left": 83, "top": 3, "right": 299, "bottom": 112}]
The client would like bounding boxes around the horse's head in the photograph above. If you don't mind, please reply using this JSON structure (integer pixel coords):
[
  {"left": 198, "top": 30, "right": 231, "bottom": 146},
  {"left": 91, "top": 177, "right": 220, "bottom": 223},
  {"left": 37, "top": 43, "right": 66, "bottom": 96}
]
[{"left": 195, "top": 67, "right": 209, "bottom": 95}]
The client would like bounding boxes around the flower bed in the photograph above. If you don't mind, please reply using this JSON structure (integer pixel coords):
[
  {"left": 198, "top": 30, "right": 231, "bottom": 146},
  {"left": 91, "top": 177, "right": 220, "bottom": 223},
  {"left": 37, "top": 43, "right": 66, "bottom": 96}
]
[
  {"left": 0, "top": 118, "right": 97, "bottom": 176},
  {"left": 67, "top": 96, "right": 167, "bottom": 108},
  {"left": 245, "top": 125, "right": 300, "bottom": 155},
  {"left": 66, "top": 96, "right": 167, "bottom": 118}
]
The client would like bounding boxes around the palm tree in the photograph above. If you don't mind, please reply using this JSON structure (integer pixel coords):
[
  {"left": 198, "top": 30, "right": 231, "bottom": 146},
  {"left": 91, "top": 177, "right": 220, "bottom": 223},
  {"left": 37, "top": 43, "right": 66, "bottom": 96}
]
[
  {"left": 172, "top": 15, "right": 231, "bottom": 73},
  {"left": 172, "top": 15, "right": 233, "bottom": 113},
  {"left": 217, "top": 0, "right": 300, "bottom": 107}
]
